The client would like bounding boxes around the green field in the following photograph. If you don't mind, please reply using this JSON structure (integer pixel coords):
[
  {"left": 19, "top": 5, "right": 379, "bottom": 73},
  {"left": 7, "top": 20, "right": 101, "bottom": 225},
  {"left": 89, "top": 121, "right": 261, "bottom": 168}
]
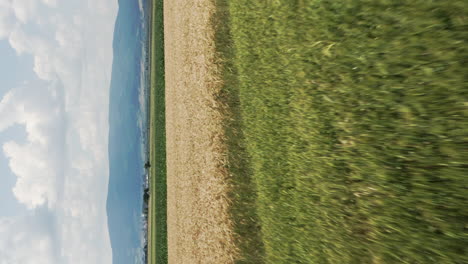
[
  {"left": 213, "top": 1, "right": 266, "bottom": 263},
  {"left": 217, "top": 0, "right": 468, "bottom": 263},
  {"left": 148, "top": 0, "right": 167, "bottom": 263}
]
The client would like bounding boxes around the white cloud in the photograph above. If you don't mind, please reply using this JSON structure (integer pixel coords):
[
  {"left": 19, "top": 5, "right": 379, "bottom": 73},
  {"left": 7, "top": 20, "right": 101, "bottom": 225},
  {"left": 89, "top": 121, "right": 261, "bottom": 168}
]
[
  {"left": 33, "top": 54, "right": 54, "bottom": 80},
  {"left": 0, "top": 0, "right": 118, "bottom": 263},
  {"left": 0, "top": 213, "right": 57, "bottom": 264},
  {"left": 0, "top": 83, "right": 64, "bottom": 209},
  {"left": 5, "top": 141, "right": 57, "bottom": 208},
  {"left": 7, "top": 27, "right": 28, "bottom": 54},
  {"left": 11, "top": 0, "right": 37, "bottom": 24},
  {"left": 41, "top": 0, "right": 57, "bottom": 7},
  {"left": 138, "top": 0, "right": 144, "bottom": 15},
  {"left": 0, "top": 0, "right": 14, "bottom": 38}
]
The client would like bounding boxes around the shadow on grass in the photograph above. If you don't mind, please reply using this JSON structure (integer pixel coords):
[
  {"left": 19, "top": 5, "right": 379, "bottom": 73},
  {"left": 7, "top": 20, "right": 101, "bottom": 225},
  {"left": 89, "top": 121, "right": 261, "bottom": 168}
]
[{"left": 212, "top": 1, "right": 266, "bottom": 263}]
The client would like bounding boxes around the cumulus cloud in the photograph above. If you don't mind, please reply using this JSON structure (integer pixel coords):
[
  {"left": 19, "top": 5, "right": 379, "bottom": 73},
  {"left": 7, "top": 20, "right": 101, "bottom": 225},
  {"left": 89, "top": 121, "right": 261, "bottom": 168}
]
[
  {"left": 0, "top": 83, "right": 65, "bottom": 209},
  {"left": 4, "top": 140, "right": 57, "bottom": 208},
  {"left": 0, "top": 0, "right": 118, "bottom": 263}
]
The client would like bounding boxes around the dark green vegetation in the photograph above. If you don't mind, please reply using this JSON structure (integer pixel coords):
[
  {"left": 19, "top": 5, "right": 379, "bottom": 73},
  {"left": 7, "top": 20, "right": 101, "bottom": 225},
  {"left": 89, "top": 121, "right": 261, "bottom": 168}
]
[
  {"left": 148, "top": 0, "right": 167, "bottom": 263},
  {"left": 218, "top": 0, "right": 468, "bottom": 263}
]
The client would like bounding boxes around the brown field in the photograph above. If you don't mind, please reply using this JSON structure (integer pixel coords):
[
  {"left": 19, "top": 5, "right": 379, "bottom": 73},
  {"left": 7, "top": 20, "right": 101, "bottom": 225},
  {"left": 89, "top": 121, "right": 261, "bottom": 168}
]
[{"left": 164, "top": 0, "right": 237, "bottom": 263}]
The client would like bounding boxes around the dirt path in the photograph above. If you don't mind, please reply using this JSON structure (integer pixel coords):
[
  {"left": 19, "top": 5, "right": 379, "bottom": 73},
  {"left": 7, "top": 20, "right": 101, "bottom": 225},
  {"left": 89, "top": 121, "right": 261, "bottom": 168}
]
[{"left": 164, "top": 1, "right": 236, "bottom": 263}]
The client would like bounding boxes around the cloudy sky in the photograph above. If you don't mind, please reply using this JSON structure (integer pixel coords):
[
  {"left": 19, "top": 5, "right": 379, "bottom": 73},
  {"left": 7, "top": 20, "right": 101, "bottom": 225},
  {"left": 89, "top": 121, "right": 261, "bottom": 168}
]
[{"left": 0, "top": 0, "right": 118, "bottom": 263}]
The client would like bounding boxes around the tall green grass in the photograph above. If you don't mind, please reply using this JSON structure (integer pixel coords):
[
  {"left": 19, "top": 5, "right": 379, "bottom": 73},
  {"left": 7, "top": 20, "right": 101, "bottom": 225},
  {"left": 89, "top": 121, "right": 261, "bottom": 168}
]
[
  {"left": 213, "top": 1, "right": 265, "bottom": 263},
  {"left": 221, "top": 0, "right": 468, "bottom": 263},
  {"left": 148, "top": 0, "right": 167, "bottom": 263}
]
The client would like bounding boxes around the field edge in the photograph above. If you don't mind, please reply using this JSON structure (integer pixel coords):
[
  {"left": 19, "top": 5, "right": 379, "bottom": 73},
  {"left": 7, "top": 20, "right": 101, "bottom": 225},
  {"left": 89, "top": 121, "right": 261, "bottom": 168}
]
[{"left": 147, "top": 0, "right": 167, "bottom": 263}]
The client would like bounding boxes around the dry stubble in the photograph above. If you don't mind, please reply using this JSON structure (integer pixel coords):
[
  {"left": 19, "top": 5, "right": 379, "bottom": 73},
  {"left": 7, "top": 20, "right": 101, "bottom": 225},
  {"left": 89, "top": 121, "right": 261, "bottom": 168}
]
[{"left": 164, "top": 0, "right": 236, "bottom": 263}]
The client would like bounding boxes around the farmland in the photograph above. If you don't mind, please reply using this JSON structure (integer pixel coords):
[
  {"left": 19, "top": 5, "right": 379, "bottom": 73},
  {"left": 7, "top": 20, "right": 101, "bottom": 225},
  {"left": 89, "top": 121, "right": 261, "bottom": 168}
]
[
  {"left": 148, "top": 0, "right": 468, "bottom": 263},
  {"left": 218, "top": 0, "right": 468, "bottom": 263}
]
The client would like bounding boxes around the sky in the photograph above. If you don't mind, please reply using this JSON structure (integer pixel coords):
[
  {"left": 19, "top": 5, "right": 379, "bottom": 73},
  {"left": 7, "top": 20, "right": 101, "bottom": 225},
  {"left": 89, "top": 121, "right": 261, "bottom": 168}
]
[{"left": 0, "top": 0, "right": 118, "bottom": 263}]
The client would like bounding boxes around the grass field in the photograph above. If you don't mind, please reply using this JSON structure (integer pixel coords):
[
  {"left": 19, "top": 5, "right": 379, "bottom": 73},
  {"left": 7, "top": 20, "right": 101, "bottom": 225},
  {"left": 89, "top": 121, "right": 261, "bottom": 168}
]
[
  {"left": 148, "top": 0, "right": 167, "bottom": 263},
  {"left": 216, "top": 0, "right": 468, "bottom": 263},
  {"left": 213, "top": 1, "right": 265, "bottom": 263}
]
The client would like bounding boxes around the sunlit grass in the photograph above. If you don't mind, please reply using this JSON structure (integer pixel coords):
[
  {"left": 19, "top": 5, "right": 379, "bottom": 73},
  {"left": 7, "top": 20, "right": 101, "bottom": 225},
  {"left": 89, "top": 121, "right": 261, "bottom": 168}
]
[{"left": 217, "top": 0, "right": 468, "bottom": 263}]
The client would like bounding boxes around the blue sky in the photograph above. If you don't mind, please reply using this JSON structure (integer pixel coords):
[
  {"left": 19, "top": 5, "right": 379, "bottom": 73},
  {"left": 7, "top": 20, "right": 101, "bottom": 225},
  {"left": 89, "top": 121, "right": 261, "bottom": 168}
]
[
  {"left": 0, "top": 39, "right": 29, "bottom": 218},
  {"left": 0, "top": 0, "right": 119, "bottom": 263}
]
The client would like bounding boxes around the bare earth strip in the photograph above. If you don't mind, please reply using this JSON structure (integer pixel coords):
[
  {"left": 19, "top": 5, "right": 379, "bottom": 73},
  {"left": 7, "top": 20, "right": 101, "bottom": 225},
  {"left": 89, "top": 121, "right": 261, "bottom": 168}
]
[{"left": 164, "top": 1, "right": 237, "bottom": 263}]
